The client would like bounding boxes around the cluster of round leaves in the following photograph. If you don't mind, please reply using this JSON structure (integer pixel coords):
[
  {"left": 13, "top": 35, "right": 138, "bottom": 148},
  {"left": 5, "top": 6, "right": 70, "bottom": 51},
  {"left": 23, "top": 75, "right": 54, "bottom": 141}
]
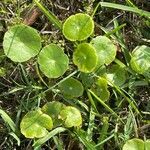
[
  {"left": 20, "top": 101, "right": 82, "bottom": 138},
  {"left": 3, "top": 24, "right": 69, "bottom": 78},
  {"left": 62, "top": 14, "right": 117, "bottom": 73},
  {"left": 3, "top": 13, "right": 118, "bottom": 77},
  {"left": 3, "top": 13, "right": 150, "bottom": 141},
  {"left": 3, "top": 13, "right": 149, "bottom": 79}
]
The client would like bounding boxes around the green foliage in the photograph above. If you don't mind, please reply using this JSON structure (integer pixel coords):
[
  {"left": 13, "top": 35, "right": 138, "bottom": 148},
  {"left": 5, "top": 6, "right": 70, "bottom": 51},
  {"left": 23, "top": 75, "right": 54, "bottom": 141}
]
[
  {"left": 123, "top": 138, "right": 150, "bottom": 150},
  {"left": 38, "top": 44, "right": 69, "bottom": 78},
  {"left": 73, "top": 43, "right": 98, "bottom": 73},
  {"left": 1, "top": 1, "right": 150, "bottom": 149},
  {"left": 59, "top": 106, "right": 82, "bottom": 128},
  {"left": 0, "top": 108, "right": 17, "bottom": 133},
  {"left": 33, "top": 127, "right": 66, "bottom": 149},
  {"left": 3, "top": 24, "right": 41, "bottom": 62},
  {"left": 91, "top": 36, "right": 117, "bottom": 67},
  {"left": 63, "top": 13, "right": 94, "bottom": 41},
  {"left": 95, "top": 77, "right": 110, "bottom": 102},
  {"left": 20, "top": 109, "right": 53, "bottom": 138},
  {"left": 59, "top": 77, "right": 84, "bottom": 98},
  {"left": 105, "top": 64, "right": 127, "bottom": 86},
  {"left": 42, "top": 101, "right": 66, "bottom": 127},
  {"left": 20, "top": 102, "right": 82, "bottom": 138},
  {"left": 130, "top": 45, "right": 150, "bottom": 76}
]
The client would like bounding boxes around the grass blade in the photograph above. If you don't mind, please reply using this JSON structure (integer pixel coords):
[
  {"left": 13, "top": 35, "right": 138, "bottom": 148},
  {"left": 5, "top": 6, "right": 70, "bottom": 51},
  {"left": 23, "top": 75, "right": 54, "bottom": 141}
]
[
  {"left": 97, "top": 116, "right": 109, "bottom": 150},
  {"left": 86, "top": 107, "right": 95, "bottom": 141},
  {"left": 109, "top": 81, "right": 140, "bottom": 115},
  {"left": 53, "top": 136, "right": 64, "bottom": 150},
  {"left": 87, "top": 90, "right": 99, "bottom": 114},
  {"left": 33, "top": 0, "right": 62, "bottom": 29},
  {"left": 9, "top": 132, "right": 20, "bottom": 146},
  {"left": 0, "top": 108, "right": 17, "bottom": 132},
  {"left": 100, "top": 2, "right": 150, "bottom": 18},
  {"left": 88, "top": 89, "right": 122, "bottom": 122},
  {"left": 95, "top": 133, "right": 115, "bottom": 148},
  {"left": 74, "top": 129, "right": 96, "bottom": 150},
  {"left": 33, "top": 127, "right": 66, "bottom": 148}
]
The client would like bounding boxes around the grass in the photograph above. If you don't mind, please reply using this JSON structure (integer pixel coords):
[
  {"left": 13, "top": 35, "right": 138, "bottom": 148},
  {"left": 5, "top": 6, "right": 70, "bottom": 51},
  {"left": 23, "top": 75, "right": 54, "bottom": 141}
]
[{"left": 0, "top": 0, "right": 150, "bottom": 149}]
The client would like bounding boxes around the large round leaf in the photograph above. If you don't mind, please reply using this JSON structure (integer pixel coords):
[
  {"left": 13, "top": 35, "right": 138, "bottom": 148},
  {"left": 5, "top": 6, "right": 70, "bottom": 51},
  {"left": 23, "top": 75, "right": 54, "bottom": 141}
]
[
  {"left": 42, "top": 101, "right": 66, "bottom": 127},
  {"left": 59, "top": 106, "right": 82, "bottom": 128},
  {"left": 3, "top": 24, "right": 41, "bottom": 62},
  {"left": 123, "top": 138, "right": 144, "bottom": 150},
  {"left": 130, "top": 45, "right": 150, "bottom": 76},
  {"left": 38, "top": 44, "right": 69, "bottom": 78},
  {"left": 63, "top": 13, "right": 94, "bottom": 41},
  {"left": 20, "top": 109, "right": 53, "bottom": 138},
  {"left": 91, "top": 36, "right": 117, "bottom": 66},
  {"left": 59, "top": 77, "right": 84, "bottom": 98},
  {"left": 73, "top": 43, "right": 98, "bottom": 73}
]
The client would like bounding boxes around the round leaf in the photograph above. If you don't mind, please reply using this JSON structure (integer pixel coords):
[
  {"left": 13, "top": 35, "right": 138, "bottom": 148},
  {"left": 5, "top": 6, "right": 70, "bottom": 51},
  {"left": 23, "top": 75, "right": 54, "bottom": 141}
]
[
  {"left": 59, "top": 77, "right": 84, "bottom": 98},
  {"left": 63, "top": 13, "right": 94, "bottom": 41},
  {"left": 20, "top": 109, "right": 53, "bottom": 138},
  {"left": 91, "top": 36, "right": 117, "bottom": 66},
  {"left": 130, "top": 45, "right": 150, "bottom": 76},
  {"left": 123, "top": 138, "right": 144, "bottom": 150},
  {"left": 3, "top": 24, "right": 41, "bottom": 62},
  {"left": 59, "top": 106, "right": 82, "bottom": 128},
  {"left": 42, "top": 101, "right": 66, "bottom": 127},
  {"left": 73, "top": 43, "right": 98, "bottom": 73},
  {"left": 38, "top": 44, "right": 69, "bottom": 78},
  {"left": 105, "top": 64, "right": 127, "bottom": 86}
]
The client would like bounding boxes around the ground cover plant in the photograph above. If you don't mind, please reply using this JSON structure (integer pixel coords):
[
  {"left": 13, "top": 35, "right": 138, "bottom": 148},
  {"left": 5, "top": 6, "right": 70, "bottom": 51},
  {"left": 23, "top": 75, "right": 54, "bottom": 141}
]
[{"left": 0, "top": 0, "right": 150, "bottom": 149}]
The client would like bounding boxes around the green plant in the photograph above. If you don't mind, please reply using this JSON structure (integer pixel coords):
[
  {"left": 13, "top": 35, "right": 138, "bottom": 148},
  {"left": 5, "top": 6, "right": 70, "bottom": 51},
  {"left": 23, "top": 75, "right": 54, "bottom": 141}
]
[
  {"left": 3, "top": 24, "right": 41, "bottom": 62},
  {"left": 63, "top": 13, "right": 94, "bottom": 41},
  {"left": 130, "top": 45, "right": 150, "bottom": 77},
  {"left": 123, "top": 138, "right": 150, "bottom": 150},
  {"left": 38, "top": 44, "right": 69, "bottom": 78},
  {"left": 1, "top": 0, "right": 150, "bottom": 149}
]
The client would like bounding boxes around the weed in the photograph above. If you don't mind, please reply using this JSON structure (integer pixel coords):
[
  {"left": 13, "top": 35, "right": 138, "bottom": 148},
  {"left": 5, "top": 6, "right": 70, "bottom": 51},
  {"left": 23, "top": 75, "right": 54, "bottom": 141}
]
[{"left": 0, "top": 0, "right": 150, "bottom": 149}]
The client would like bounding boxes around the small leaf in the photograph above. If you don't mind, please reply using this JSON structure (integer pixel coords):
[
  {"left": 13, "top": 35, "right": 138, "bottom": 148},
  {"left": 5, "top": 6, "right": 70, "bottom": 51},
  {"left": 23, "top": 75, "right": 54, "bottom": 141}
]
[
  {"left": 130, "top": 45, "right": 150, "bottom": 76},
  {"left": 42, "top": 101, "right": 66, "bottom": 127},
  {"left": 38, "top": 44, "right": 69, "bottom": 78},
  {"left": 3, "top": 24, "right": 41, "bottom": 62},
  {"left": 63, "top": 13, "right": 94, "bottom": 41},
  {"left": 20, "top": 109, "right": 53, "bottom": 138},
  {"left": 59, "top": 77, "right": 84, "bottom": 98},
  {"left": 123, "top": 138, "right": 144, "bottom": 150},
  {"left": 95, "top": 77, "right": 110, "bottom": 102},
  {"left": 73, "top": 43, "right": 98, "bottom": 73},
  {"left": 105, "top": 64, "right": 127, "bottom": 86},
  {"left": 91, "top": 36, "right": 117, "bottom": 66},
  {"left": 59, "top": 106, "right": 82, "bottom": 128}
]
